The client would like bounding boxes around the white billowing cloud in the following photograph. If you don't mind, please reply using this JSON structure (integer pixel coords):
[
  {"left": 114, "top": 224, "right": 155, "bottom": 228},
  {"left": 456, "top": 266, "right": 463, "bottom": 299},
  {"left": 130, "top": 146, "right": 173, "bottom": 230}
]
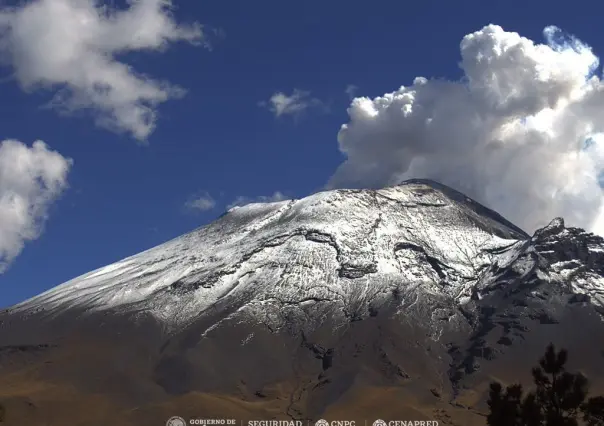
[
  {"left": 261, "top": 89, "right": 324, "bottom": 118},
  {"left": 185, "top": 191, "right": 216, "bottom": 212},
  {"left": 330, "top": 24, "right": 604, "bottom": 235},
  {"left": 227, "top": 191, "right": 288, "bottom": 209},
  {"left": 0, "top": 0, "right": 205, "bottom": 141},
  {"left": 0, "top": 139, "right": 72, "bottom": 272}
]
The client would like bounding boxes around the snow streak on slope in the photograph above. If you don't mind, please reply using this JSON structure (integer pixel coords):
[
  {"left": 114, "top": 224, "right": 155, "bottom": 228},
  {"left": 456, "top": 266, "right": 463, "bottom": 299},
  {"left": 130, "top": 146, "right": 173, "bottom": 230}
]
[
  {"left": 9, "top": 181, "right": 604, "bottom": 329},
  {"left": 472, "top": 217, "right": 604, "bottom": 310}
]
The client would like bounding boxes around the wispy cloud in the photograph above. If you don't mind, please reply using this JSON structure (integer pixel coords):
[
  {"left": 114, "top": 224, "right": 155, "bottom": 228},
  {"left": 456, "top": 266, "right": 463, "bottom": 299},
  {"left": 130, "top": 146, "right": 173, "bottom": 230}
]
[
  {"left": 260, "top": 89, "right": 326, "bottom": 118},
  {"left": 227, "top": 191, "right": 288, "bottom": 209},
  {"left": 0, "top": 139, "right": 72, "bottom": 273},
  {"left": 184, "top": 192, "right": 216, "bottom": 212},
  {"left": 0, "top": 0, "right": 207, "bottom": 141},
  {"left": 345, "top": 84, "right": 358, "bottom": 100}
]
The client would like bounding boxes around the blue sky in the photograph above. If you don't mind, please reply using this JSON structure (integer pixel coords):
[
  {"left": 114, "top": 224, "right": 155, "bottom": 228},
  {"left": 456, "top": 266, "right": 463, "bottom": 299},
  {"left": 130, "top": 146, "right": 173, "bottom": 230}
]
[{"left": 1, "top": 0, "right": 604, "bottom": 307}]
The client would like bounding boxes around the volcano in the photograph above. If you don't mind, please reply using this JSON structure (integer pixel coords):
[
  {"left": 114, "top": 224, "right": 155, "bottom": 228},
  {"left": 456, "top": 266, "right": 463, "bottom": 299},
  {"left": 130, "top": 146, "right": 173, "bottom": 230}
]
[{"left": 1, "top": 179, "right": 603, "bottom": 425}]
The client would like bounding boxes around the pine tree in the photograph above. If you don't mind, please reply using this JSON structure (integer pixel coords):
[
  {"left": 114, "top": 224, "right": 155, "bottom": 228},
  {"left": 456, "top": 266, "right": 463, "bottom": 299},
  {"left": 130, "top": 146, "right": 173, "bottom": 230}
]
[
  {"left": 486, "top": 343, "right": 604, "bottom": 426},
  {"left": 582, "top": 397, "right": 604, "bottom": 426}
]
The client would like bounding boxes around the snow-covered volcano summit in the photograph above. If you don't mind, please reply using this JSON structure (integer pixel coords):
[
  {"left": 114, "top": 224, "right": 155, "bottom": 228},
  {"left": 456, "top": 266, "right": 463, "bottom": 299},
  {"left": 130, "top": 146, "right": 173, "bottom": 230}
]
[
  {"left": 3, "top": 180, "right": 604, "bottom": 425},
  {"left": 10, "top": 179, "right": 603, "bottom": 331}
]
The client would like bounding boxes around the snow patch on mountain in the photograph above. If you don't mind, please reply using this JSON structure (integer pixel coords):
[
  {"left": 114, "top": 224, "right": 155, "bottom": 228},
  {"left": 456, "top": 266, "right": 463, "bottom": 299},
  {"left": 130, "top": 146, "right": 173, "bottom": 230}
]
[{"left": 7, "top": 181, "right": 604, "bottom": 330}]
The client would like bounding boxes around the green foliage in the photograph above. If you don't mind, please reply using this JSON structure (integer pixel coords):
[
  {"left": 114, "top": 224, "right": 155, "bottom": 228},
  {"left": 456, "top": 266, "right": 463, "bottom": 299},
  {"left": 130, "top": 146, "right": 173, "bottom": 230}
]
[{"left": 487, "top": 343, "right": 604, "bottom": 426}]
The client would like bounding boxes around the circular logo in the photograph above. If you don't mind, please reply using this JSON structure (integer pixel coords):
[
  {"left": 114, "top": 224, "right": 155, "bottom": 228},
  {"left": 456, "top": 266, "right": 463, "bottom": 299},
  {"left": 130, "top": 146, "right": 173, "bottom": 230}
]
[
  {"left": 166, "top": 416, "right": 187, "bottom": 426},
  {"left": 315, "top": 420, "right": 330, "bottom": 426},
  {"left": 373, "top": 420, "right": 387, "bottom": 426}
]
